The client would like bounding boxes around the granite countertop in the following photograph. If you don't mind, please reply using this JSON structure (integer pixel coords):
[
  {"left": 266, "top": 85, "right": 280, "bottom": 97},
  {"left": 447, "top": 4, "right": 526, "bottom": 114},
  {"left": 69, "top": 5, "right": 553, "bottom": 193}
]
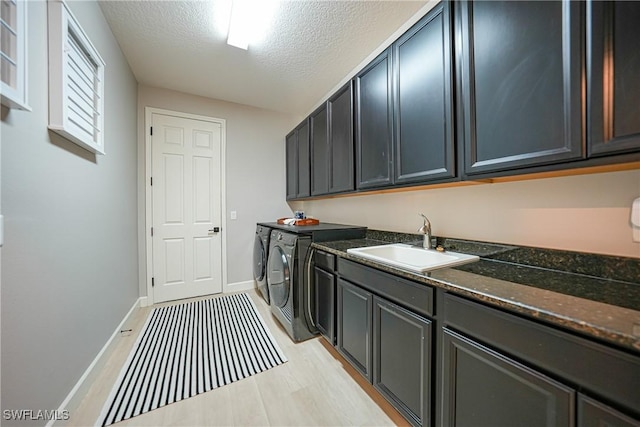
[{"left": 312, "top": 232, "right": 640, "bottom": 354}]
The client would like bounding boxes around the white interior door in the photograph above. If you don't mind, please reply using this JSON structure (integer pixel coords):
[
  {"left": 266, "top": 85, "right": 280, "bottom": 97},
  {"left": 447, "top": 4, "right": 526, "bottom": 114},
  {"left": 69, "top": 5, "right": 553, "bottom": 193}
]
[{"left": 151, "top": 112, "right": 223, "bottom": 303}]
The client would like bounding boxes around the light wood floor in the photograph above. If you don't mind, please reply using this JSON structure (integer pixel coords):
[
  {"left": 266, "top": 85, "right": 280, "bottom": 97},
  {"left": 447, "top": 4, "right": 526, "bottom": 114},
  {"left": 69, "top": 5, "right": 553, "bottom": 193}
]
[{"left": 66, "top": 290, "right": 406, "bottom": 426}]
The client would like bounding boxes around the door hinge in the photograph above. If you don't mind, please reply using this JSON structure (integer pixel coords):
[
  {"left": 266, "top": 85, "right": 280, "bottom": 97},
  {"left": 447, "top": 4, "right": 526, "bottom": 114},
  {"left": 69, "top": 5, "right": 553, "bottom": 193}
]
[
  {"left": 150, "top": 177, "right": 153, "bottom": 186},
  {"left": 151, "top": 227, "right": 154, "bottom": 237},
  {"left": 150, "top": 126, "right": 153, "bottom": 136},
  {"left": 152, "top": 277, "right": 155, "bottom": 287}
]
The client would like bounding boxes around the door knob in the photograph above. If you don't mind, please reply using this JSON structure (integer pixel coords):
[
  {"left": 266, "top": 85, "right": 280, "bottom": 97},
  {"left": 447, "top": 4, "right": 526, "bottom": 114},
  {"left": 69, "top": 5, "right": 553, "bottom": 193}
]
[{"left": 208, "top": 227, "right": 220, "bottom": 233}]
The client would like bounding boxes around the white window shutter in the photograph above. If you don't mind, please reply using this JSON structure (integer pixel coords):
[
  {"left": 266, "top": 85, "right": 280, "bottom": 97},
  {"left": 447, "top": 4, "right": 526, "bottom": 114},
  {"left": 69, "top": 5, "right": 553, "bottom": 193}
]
[{"left": 48, "top": 0, "right": 105, "bottom": 155}]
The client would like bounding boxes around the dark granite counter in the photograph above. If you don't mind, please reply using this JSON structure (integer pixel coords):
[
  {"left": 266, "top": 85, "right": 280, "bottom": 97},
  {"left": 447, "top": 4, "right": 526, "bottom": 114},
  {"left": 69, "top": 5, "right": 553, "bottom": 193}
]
[{"left": 312, "top": 232, "right": 640, "bottom": 354}]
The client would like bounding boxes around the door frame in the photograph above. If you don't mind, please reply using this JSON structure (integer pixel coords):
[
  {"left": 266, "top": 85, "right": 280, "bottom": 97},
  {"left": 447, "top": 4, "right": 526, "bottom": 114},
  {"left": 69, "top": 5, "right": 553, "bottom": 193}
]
[{"left": 144, "top": 107, "right": 227, "bottom": 305}]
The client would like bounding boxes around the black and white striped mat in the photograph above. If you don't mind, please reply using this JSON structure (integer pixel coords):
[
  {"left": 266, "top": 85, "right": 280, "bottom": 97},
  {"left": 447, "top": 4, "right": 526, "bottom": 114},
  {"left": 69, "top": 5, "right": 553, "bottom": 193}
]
[{"left": 98, "top": 293, "right": 287, "bottom": 426}]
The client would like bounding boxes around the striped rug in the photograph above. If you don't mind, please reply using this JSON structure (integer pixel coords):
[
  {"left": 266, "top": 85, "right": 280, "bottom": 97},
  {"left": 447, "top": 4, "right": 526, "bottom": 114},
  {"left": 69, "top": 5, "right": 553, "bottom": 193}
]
[{"left": 98, "top": 293, "right": 287, "bottom": 426}]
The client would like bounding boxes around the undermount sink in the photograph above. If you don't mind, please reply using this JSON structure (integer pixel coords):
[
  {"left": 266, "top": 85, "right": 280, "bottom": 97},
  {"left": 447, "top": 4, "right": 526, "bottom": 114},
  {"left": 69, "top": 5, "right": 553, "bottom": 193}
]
[{"left": 346, "top": 243, "right": 479, "bottom": 273}]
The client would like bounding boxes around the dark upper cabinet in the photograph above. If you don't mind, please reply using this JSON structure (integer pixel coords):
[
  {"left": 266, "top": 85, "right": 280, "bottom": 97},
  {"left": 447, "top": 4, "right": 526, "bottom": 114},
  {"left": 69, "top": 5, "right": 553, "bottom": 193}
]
[
  {"left": 328, "top": 83, "right": 355, "bottom": 193},
  {"left": 356, "top": 48, "right": 394, "bottom": 189},
  {"left": 311, "top": 104, "right": 329, "bottom": 196},
  {"left": 442, "top": 328, "right": 575, "bottom": 427},
  {"left": 588, "top": 1, "right": 640, "bottom": 156},
  {"left": 456, "top": 0, "right": 584, "bottom": 177},
  {"left": 393, "top": 2, "right": 456, "bottom": 184},
  {"left": 285, "top": 130, "right": 298, "bottom": 200},
  {"left": 297, "top": 120, "right": 310, "bottom": 198},
  {"left": 311, "top": 83, "right": 355, "bottom": 197},
  {"left": 285, "top": 119, "right": 310, "bottom": 200}
]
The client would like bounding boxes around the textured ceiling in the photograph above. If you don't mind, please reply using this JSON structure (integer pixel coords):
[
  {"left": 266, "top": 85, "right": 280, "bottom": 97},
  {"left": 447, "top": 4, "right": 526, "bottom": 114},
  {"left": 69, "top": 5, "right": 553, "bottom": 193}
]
[{"left": 98, "top": 0, "right": 428, "bottom": 115}]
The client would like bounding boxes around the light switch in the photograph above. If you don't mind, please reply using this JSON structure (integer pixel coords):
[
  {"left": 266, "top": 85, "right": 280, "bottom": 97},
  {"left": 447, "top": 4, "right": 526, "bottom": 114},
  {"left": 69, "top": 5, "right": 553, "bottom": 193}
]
[{"left": 230, "top": 211, "right": 237, "bottom": 220}]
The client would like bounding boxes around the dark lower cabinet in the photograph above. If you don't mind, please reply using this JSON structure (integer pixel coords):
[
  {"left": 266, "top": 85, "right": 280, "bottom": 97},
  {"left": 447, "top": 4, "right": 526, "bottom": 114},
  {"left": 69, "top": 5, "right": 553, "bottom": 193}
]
[
  {"left": 373, "top": 297, "right": 431, "bottom": 427},
  {"left": 335, "top": 259, "right": 640, "bottom": 427},
  {"left": 457, "top": 0, "right": 584, "bottom": 176},
  {"left": 588, "top": 1, "right": 640, "bottom": 156},
  {"left": 337, "top": 278, "right": 372, "bottom": 381},
  {"left": 314, "top": 266, "right": 335, "bottom": 345},
  {"left": 355, "top": 48, "right": 394, "bottom": 189},
  {"left": 442, "top": 328, "right": 575, "bottom": 427},
  {"left": 578, "top": 394, "right": 640, "bottom": 427}
]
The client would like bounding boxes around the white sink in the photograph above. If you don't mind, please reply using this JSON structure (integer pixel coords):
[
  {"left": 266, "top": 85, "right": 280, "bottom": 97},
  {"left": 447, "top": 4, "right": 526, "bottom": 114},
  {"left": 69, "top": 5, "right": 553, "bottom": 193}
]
[{"left": 346, "top": 243, "right": 479, "bottom": 273}]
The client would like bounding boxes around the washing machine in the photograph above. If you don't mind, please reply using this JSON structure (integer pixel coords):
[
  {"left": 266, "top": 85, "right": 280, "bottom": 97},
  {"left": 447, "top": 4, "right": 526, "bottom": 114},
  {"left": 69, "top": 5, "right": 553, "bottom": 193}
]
[
  {"left": 253, "top": 225, "right": 272, "bottom": 303},
  {"left": 267, "top": 230, "right": 316, "bottom": 342}
]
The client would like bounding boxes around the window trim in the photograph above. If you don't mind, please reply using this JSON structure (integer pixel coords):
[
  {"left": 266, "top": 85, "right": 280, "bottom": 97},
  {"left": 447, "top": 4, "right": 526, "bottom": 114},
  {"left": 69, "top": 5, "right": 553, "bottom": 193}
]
[
  {"left": 47, "top": 0, "right": 105, "bottom": 155},
  {"left": 1, "top": 0, "right": 30, "bottom": 110}
]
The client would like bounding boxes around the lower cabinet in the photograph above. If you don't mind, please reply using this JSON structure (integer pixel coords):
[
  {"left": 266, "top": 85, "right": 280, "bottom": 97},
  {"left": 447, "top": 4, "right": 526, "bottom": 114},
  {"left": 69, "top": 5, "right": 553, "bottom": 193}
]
[
  {"left": 337, "top": 278, "right": 373, "bottom": 381},
  {"left": 337, "top": 276, "right": 431, "bottom": 427},
  {"left": 373, "top": 297, "right": 431, "bottom": 427},
  {"left": 333, "top": 257, "right": 640, "bottom": 427},
  {"left": 442, "top": 328, "right": 574, "bottom": 427},
  {"left": 578, "top": 395, "right": 640, "bottom": 427},
  {"left": 315, "top": 266, "right": 335, "bottom": 345}
]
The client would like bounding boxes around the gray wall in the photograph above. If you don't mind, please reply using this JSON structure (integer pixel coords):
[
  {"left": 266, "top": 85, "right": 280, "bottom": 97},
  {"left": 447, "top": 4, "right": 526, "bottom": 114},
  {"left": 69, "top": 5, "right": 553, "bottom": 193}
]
[
  {"left": 137, "top": 85, "right": 299, "bottom": 297},
  {"left": 0, "top": 1, "right": 139, "bottom": 424}
]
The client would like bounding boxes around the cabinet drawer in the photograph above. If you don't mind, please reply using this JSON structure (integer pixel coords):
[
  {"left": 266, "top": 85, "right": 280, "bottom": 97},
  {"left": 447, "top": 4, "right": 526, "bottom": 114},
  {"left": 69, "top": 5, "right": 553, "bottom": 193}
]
[
  {"left": 314, "top": 250, "right": 335, "bottom": 272},
  {"left": 338, "top": 258, "right": 433, "bottom": 317},
  {"left": 444, "top": 293, "right": 640, "bottom": 415}
]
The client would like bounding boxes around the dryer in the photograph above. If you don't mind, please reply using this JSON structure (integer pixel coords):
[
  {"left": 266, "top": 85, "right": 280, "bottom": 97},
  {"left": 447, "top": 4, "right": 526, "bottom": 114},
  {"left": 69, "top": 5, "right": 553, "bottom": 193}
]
[
  {"left": 267, "top": 230, "right": 315, "bottom": 342},
  {"left": 253, "top": 225, "right": 271, "bottom": 303},
  {"left": 263, "top": 222, "right": 367, "bottom": 342}
]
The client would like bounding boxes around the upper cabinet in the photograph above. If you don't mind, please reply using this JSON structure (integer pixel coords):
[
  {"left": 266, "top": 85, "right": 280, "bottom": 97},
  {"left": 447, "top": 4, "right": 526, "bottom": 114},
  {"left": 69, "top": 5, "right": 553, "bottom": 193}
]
[
  {"left": 285, "top": 119, "right": 310, "bottom": 200},
  {"left": 355, "top": 49, "right": 394, "bottom": 189},
  {"left": 285, "top": 0, "right": 640, "bottom": 200},
  {"left": 311, "top": 104, "right": 329, "bottom": 196},
  {"left": 456, "top": 0, "right": 584, "bottom": 177},
  {"left": 310, "top": 83, "right": 355, "bottom": 198},
  {"left": 328, "top": 83, "right": 355, "bottom": 194},
  {"left": 588, "top": 1, "right": 640, "bottom": 156},
  {"left": 393, "top": 2, "right": 456, "bottom": 185}
]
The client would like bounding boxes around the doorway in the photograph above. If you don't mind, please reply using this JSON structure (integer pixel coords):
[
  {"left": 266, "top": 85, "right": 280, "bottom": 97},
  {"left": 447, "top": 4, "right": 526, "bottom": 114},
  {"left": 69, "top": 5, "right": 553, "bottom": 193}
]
[{"left": 145, "top": 108, "right": 226, "bottom": 304}]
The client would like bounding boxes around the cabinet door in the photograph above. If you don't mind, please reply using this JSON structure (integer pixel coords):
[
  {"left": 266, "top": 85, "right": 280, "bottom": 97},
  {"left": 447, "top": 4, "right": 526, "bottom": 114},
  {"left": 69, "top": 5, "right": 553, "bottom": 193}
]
[
  {"left": 297, "top": 120, "right": 310, "bottom": 198},
  {"left": 373, "top": 297, "right": 431, "bottom": 427},
  {"left": 356, "top": 48, "right": 394, "bottom": 189},
  {"left": 442, "top": 328, "right": 575, "bottom": 427},
  {"left": 588, "top": 1, "right": 640, "bottom": 156},
  {"left": 311, "top": 104, "right": 329, "bottom": 196},
  {"left": 285, "top": 130, "right": 298, "bottom": 200},
  {"left": 337, "top": 278, "right": 372, "bottom": 381},
  {"left": 393, "top": 2, "right": 455, "bottom": 184},
  {"left": 457, "top": 0, "right": 583, "bottom": 176},
  {"left": 315, "top": 266, "right": 335, "bottom": 345},
  {"left": 328, "top": 83, "right": 355, "bottom": 194},
  {"left": 578, "top": 394, "right": 640, "bottom": 427}
]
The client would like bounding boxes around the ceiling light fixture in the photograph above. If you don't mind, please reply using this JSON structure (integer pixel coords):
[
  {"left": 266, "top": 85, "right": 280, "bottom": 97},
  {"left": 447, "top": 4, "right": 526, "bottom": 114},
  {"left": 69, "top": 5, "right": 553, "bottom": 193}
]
[{"left": 226, "top": 0, "right": 277, "bottom": 50}]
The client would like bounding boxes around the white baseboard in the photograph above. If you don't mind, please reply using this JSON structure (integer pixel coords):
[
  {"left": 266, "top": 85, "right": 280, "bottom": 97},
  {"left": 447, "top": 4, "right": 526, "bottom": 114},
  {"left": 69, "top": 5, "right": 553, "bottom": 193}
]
[
  {"left": 224, "top": 279, "right": 255, "bottom": 293},
  {"left": 139, "top": 296, "right": 149, "bottom": 307},
  {"left": 48, "top": 297, "right": 143, "bottom": 427}
]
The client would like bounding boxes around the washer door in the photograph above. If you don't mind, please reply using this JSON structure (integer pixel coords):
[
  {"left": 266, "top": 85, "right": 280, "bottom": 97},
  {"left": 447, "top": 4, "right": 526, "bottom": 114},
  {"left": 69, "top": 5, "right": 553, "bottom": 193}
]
[
  {"left": 267, "top": 245, "right": 290, "bottom": 308},
  {"left": 253, "top": 234, "right": 266, "bottom": 281}
]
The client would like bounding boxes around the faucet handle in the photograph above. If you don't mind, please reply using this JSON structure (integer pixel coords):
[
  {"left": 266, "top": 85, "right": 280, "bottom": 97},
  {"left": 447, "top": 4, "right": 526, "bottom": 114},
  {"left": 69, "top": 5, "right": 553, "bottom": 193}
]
[{"left": 419, "top": 213, "right": 431, "bottom": 233}]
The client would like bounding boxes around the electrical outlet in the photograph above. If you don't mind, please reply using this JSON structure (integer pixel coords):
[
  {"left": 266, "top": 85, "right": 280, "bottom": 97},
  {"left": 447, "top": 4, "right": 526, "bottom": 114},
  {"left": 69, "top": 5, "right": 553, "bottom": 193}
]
[{"left": 230, "top": 211, "right": 237, "bottom": 220}]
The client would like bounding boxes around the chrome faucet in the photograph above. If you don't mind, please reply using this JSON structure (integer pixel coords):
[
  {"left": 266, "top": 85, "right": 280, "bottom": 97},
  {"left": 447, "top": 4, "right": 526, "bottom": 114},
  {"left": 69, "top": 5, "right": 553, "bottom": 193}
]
[{"left": 418, "top": 213, "right": 432, "bottom": 250}]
